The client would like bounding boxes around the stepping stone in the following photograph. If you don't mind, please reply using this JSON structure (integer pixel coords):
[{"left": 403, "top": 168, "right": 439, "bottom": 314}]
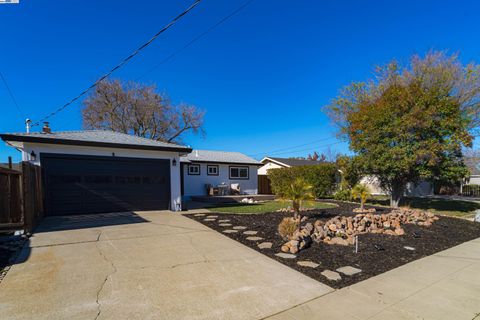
[
  {"left": 233, "top": 226, "right": 247, "bottom": 230},
  {"left": 297, "top": 261, "right": 320, "bottom": 268},
  {"left": 275, "top": 253, "right": 296, "bottom": 259},
  {"left": 203, "top": 218, "right": 216, "bottom": 222},
  {"left": 223, "top": 230, "right": 238, "bottom": 234},
  {"left": 257, "top": 242, "right": 273, "bottom": 249},
  {"left": 246, "top": 236, "right": 263, "bottom": 241},
  {"left": 404, "top": 246, "right": 415, "bottom": 251},
  {"left": 206, "top": 215, "right": 218, "bottom": 218},
  {"left": 218, "top": 219, "right": 230, "bottom": 223},
  {"left": 218, "top": 223, "right": 232, "bottom": 227},
  {"left": 321, "top": 270, "right": 342, "bottom": 281},
  {"left": 243, "top": 231, "right": 258, "bottom": 235},
  {"left": 336, "top": 266, "right": 362, "bottom": 276},
  {"left": 194, "top": 213, "right": 205, "bottom": 217}
]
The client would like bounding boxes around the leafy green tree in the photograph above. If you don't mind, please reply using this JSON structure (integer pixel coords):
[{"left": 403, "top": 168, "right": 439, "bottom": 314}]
[
  {"left": 336, "top": 155, "right": 362, "bottom": 190},
  {"left": 326, "top": 52, "right": 480, "bottom": 207}
]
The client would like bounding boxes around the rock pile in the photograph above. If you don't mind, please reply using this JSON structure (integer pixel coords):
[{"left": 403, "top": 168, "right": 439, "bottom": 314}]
[
  {"left": 280, "top": 222, "right": 313, "bottom": 254},
  {"left": 280, "top": 208, "right": 439, "bottom": 253}
]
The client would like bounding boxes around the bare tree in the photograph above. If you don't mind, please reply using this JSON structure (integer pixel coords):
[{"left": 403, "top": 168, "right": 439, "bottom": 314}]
[{"left": 82, "top": 79, "right": 205, "bottom": 143}]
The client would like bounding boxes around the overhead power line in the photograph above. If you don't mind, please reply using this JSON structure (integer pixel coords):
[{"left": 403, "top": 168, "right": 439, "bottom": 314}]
[
  {"left": 31, "top": 0, "right": 202, "bottom": 127},
  {"left": 0, "top": 71, "right": 25, "bottom": 119},
  {"left": 136, "top": 0, "right": 256, "bottom": 81},
  {"left": 249, "top": 140, "right": 345, "bottom": 158},
  {"left": 266, "top": 140, "right": 345, "bottom": 156},
  {"left": 248, "top": 135, "right": 338, "bottom": 157}
]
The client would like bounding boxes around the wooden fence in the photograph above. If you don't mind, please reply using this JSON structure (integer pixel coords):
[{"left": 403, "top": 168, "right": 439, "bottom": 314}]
[
  {"left": 22, "top": 162, "right": 44, "bottom": 233},
  {"left": 0, "top": 167, "right": 23, "bottom": 230},
  {"left": 461, "top": 184, "right": 480, "bottom": 197},
  {"left": 0, "top": 162, "right": 44, "bottom": 233},
  {"left": 258, "top": 175, "right": 273, "bottom": 195}
]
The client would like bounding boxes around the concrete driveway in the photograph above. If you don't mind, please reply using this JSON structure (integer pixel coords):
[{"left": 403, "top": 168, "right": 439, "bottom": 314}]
[{"left": 0, "top": 211, "right": 332, "bottom": 320}]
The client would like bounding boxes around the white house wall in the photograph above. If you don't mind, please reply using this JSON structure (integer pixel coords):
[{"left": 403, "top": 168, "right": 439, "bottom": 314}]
[
  {"left": 466, "top": 175, "right": 480, "bottom": 185},
  {"left": 21, "top": 142, "right": 183, "bottom": 211},
  {"left": 182, "top": 163, "right": 258, "bottom": 196},
  {"left": 257, "top": 161, "right": 285, "bottom": 175},
  {"left": 360, "top": 175, "right": 433, "bottom": 197}
]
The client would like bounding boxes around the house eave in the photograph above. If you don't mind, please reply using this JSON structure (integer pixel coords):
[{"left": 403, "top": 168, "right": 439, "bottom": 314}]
[
  {"left": 0, "top": 134, "right": 193, "bottom": 154},
  {"left": 260, "top": 157, "right": 290, "bottom": 167},
  {"left": 181, "top": 159, "right": 262, "bottom": 166}
]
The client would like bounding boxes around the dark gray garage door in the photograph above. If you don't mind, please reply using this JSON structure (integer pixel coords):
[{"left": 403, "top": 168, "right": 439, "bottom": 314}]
[{"left": 41, "top": 153, "right": 171, "bottom": 216}]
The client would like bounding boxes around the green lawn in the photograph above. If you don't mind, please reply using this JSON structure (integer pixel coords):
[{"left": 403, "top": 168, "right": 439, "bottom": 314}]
[
  {"left": 366, "top": 195, "right": 480, "bottom": 218},
  {"left": 208, "top": 200, "right": 337, "bottom": 214}
]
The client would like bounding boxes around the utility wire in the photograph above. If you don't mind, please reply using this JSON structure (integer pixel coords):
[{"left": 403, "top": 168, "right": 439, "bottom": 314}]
[
  {"left": 249, "top": 140, "right": 345, "bottom": 158},
  {"left": 266, "top": 140, "right": 345, "bottom": 156},
  {"left": 248, "top": 135, "right": 338, "bottom": 157},
  {"left": 31, "top": 0, "right": 202, "bottom": 127},
  {"left": 0, "top": 71, "right": 25, "bottom": 119},
  {"left": 136, "top": 0, "right": 256, "bottom": 81},
  {"left": 50, "top": 0, "right": 256, "bottom": 129}
]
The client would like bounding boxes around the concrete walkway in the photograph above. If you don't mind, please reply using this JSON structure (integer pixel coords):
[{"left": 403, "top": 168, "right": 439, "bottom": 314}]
[
  {"left": 267, "top": 237, "right": 480, "bottom": 320},
  {"left": 0, "top": 210, "right": 332, "bottom": 320}
]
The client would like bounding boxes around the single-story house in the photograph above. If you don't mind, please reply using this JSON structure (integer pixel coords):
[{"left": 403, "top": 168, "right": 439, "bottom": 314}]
[
  {"left": 0, "top": 127, "right": 260, "bottom": 216},
  {"left": 181, "top": 150, "right": 261, "bottom": 197},
  {"left": 463, "top": 157, "right": 480, "bottom": 185},
  {"left": 258, "top": 156, "right": 323, "bottom": 175},
  {"left": 257, "top": 156, "right": 325, "bottom": 194},
  {"left": 360, "top": 176, "right": 433, "bottom": 197}
]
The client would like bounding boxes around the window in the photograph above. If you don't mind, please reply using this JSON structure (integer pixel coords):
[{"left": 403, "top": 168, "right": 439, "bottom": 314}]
[
  {"left": 188, "top": 164, "right": 200, "bottom": 175},
  {"left": 207, "top": 165, "right": 219, "bottom": 176},
  {"left": 229, "top": 166, "right": 249, "bottom": 179}
]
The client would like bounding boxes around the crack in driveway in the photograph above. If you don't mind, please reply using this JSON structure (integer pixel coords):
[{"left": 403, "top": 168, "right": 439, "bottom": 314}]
[{"left": 94, "top": 231, "right": 117, "bottom": 320}]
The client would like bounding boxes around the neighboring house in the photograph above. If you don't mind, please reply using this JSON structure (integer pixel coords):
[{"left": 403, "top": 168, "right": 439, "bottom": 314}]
[
  {"left": 181, "top": 150, "right": 261, "bottom": 197},
  {"left": 257, "top": 156, "right": 325, "bottom": 194},
  {"left": 0, "top": 127, "right": 259, "bottom": 215},
  {"left": 258, "top": 157, "right": 323, "bottom": 175},
  {"left": 463, "top": 157, "right": 480, "bottom": 185},
  {"left": 360, "top": 176, "right": 433, "bottom": 197}
]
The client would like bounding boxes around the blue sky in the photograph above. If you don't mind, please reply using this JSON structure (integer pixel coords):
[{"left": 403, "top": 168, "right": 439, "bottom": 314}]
[{"left": 1, "top": 0, "right": 479, "bottom": 162}]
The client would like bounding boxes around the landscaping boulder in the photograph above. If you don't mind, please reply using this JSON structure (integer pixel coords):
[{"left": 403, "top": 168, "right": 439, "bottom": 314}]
[{"left": 310, "top": 208, "right": 438, "bottom": 246}]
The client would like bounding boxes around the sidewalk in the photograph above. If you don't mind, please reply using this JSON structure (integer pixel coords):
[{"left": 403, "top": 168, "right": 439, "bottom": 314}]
[{"left": 267, "top": 237, "right": 480, "bottom": 320}]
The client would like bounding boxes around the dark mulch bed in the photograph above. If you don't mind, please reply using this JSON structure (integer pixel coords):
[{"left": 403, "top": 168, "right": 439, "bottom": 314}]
[{"left": 186, "top": 200, "right": 480, "bottom": 289}]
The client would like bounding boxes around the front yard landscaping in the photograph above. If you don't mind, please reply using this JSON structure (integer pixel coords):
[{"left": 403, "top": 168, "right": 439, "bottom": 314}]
[
  {"left": 187, "top": 200, "right": 480, "bottom": 289},
  {"left": 366, "top": 195, "right": 480, "bottom": 219},
  {"left": 208, "top": 200, "right": 336, "bottom": 214}
]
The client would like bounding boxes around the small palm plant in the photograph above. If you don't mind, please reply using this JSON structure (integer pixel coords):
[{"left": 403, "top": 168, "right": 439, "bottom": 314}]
[
  {"left": 351, "top": 184, "right": 371, "bottom": 211},
  {"left": 280, "top": 177, "right": 315, "bottom": 221}
]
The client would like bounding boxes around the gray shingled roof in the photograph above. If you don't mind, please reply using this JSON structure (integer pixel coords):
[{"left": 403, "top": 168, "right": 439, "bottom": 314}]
[
  {"left": 0, "top": 130, "right": 191, "bottom": 152},
  {"left": 181, "top": 150, "right": 261, "bottom": 165},
  {"left": 464, "top": 157, "right": 480, "bottom": 176},
  {"left": 265, "top": 157, "right": 324, "bottom": 167}
]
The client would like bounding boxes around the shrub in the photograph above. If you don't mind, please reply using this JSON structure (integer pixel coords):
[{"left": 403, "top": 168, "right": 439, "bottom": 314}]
[
  {"left": 278, "top": 217, "right": 299, "bottom": 240},
  {"left": 268, "top": 163, "right": 338, "bottom": 199},
  {"left": 351, "top": 184, "right": 371, "bottom": 211},
  {"left": 333, "top": 189, "right": 352, "bottom": 201},
  {"left": 278, "top": 177, "right": 315, "bottom": 220}
]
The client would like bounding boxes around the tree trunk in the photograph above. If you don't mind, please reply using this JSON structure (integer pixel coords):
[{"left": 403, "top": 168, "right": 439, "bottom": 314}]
[
  {"left": 292, "top": 200, "right": 300, "bottom": 220},
  {"left": 390, "top": 184, "right": 405, "bottom": 208}
]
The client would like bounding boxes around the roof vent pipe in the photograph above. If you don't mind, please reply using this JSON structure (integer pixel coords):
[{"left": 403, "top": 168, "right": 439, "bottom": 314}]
[
  {"left": 195, "top": 150, "right": 198, "bottom": 157},
  {"left": 42, "top": 122, "right": 51, "bottom": 134},
  {"left": 25, "top": 119, "right": 31, "bottom": 133}
]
